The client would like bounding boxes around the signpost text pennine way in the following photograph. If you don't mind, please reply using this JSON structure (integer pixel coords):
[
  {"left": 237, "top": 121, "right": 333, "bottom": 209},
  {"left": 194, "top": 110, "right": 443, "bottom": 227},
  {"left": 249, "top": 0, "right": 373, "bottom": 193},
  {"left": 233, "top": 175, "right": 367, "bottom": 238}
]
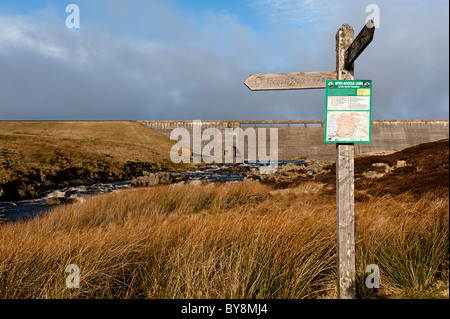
[{"left": 244, "top": 21, "right": 375, "bottom": 299}]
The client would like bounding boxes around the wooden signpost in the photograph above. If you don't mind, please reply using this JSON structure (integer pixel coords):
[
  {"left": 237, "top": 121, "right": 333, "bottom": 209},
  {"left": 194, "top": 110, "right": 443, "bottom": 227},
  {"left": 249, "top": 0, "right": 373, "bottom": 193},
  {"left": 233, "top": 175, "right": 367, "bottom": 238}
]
[
  {"left": 244, "top": 71, "right": 338, "bottom": 90},
  {"left": 244, "top": 21, "right": 375, "bottom": 299},
  {"left": 345, "top": 23, "right": 375, "bottom": 70}
]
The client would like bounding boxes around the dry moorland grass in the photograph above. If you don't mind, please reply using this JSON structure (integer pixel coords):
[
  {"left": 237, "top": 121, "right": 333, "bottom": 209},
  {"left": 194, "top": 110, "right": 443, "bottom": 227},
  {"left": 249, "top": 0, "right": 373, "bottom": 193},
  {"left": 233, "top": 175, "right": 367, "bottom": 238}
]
[
  {"left": 0, "top": 182, "right": 447, "bottom": 299},
  {"left": 316, "top": 139, "right": 449, "bottom": 198},
  {"left": 0, "top": 121, "right": 193, "bottom": 200},
  {"left": 0, "top": 121, "right": 180, "bottom": 184}
]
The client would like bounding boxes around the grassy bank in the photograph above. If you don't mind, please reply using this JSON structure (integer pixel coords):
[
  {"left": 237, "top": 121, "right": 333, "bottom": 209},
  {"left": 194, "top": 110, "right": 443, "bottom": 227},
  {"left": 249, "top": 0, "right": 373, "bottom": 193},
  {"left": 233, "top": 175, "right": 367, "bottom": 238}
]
[
  {"left": 0, "top": 121, "right": 185, "bottom": 199},
  {"left": 0, "top": 183, "right": 447, "bottom": 299}
]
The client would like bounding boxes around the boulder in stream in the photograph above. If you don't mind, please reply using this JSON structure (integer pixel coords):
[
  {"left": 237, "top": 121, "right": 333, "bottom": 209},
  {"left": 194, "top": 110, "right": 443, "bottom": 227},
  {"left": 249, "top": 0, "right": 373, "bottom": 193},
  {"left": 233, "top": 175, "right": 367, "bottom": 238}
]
[{"left": 131, "top": 172, "right": 187, "bottom": 187}]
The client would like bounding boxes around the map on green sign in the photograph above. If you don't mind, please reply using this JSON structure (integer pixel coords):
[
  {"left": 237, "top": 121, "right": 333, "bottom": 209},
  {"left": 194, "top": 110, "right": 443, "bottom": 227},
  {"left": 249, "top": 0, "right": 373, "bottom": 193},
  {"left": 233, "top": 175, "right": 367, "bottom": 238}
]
[{"left": 324, "top": 80, "right": 372, "bottom": 143}]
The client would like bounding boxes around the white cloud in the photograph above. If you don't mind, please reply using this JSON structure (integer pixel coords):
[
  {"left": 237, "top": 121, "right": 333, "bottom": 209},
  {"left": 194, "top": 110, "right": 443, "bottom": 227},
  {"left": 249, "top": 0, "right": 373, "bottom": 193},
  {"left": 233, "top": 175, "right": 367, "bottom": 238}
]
[
  {"left": 0, "top": 0, "right": 448, "bottom": 121},
  {"left": 250, "top": 0, "right": 340, "bottom": 28}
]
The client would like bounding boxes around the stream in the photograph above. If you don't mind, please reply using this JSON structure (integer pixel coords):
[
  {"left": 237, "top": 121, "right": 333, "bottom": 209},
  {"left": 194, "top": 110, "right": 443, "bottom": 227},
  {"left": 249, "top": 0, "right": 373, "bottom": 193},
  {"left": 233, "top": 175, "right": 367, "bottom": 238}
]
[{"left": 0, "top": 161, "right": 303, "bottom": 223}]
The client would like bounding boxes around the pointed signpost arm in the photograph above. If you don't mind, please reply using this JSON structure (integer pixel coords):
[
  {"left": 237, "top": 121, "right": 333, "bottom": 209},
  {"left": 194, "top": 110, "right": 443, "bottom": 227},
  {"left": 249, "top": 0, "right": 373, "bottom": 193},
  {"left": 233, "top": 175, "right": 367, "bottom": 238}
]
[
  {"left": 345, "top": 21, "right": 375, "bottom": 69},
  {"left": 244, "top": 71, "right": 338, "bottom": 91}
]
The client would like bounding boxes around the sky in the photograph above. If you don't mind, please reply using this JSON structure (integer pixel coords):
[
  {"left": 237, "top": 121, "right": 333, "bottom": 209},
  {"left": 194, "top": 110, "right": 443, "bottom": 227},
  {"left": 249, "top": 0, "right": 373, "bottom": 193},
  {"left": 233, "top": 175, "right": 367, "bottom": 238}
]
[{"left": 0, "top": 0, "right": 448, "bottom": 121}]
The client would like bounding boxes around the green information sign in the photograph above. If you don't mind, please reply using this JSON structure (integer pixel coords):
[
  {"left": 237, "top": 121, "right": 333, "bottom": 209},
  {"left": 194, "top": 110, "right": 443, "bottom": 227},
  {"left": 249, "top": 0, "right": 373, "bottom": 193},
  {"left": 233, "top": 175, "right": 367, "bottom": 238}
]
[{"left": 324, "top": 80, "right": 372, "bottom": 143}]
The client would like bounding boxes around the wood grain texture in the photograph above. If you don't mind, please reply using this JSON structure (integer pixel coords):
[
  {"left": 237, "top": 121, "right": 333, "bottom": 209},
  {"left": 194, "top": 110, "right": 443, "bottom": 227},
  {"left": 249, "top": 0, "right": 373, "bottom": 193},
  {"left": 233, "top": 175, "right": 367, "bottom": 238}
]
[
  {"left": 345, "top": 21, "right": 375, "bottom": 69},
  {"left": 336, "top": 143, "right": 356, "bottom": 299},
  {"left": 244, "top": 71, "right": 337, "bottom": 91},
  {"left": 336, "top": 23, "right": 356, "bottom": 300}
]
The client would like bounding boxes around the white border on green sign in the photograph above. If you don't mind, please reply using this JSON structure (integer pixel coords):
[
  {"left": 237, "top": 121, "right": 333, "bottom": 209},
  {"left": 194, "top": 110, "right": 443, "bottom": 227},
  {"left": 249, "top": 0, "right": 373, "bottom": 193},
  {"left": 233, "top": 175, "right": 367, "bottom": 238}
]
[{"left": 324, "top": 80, "right": 372, "bottom": 144}]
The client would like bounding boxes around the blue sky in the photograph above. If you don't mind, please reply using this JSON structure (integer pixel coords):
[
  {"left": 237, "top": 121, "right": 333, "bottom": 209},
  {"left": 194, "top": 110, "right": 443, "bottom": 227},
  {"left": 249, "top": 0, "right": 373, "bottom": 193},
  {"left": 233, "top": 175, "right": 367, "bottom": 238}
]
[{"left": 0, "top": 0, "right": 448, "bottom": 120}]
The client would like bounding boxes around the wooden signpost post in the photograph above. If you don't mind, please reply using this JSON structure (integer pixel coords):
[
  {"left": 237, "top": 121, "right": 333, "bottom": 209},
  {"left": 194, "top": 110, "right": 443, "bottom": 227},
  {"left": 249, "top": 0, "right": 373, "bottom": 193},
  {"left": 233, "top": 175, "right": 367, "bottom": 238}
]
[{"left": 244, "top": 21, "right": 375, "bottom": 299}]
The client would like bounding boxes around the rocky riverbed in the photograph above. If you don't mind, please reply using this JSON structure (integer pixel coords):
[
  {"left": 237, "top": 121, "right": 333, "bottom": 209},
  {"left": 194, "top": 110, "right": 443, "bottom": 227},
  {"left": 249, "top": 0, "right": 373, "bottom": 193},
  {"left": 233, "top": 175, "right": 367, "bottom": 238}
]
[
  {"left": 243, "top": 159, "right": 332, "bottom": 187},
  {"left": 0, "top": 159, "right": 337, "bottom": 223},
  {"left": 0, "top": 161, "right": 172, "bottom": 202},
  {"left": 0, "top": 181, "right": 132, "bottom": 223},
  {"left": 129, "top": 159, "right": 332, "bottom": 188}
]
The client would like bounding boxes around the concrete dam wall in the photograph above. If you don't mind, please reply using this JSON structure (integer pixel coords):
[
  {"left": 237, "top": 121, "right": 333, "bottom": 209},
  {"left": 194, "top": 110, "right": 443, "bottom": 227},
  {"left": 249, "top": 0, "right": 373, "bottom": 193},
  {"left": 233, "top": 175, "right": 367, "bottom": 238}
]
[{"left": 139, "top": 120, "right": 449, "bottom": 161}]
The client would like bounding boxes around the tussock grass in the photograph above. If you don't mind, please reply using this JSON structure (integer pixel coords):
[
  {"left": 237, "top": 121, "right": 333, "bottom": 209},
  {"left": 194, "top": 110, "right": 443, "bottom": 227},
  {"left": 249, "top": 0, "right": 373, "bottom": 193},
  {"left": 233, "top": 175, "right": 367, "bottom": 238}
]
[{"left": 0, "top": 183, "right": 448, "bottom": 298}]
